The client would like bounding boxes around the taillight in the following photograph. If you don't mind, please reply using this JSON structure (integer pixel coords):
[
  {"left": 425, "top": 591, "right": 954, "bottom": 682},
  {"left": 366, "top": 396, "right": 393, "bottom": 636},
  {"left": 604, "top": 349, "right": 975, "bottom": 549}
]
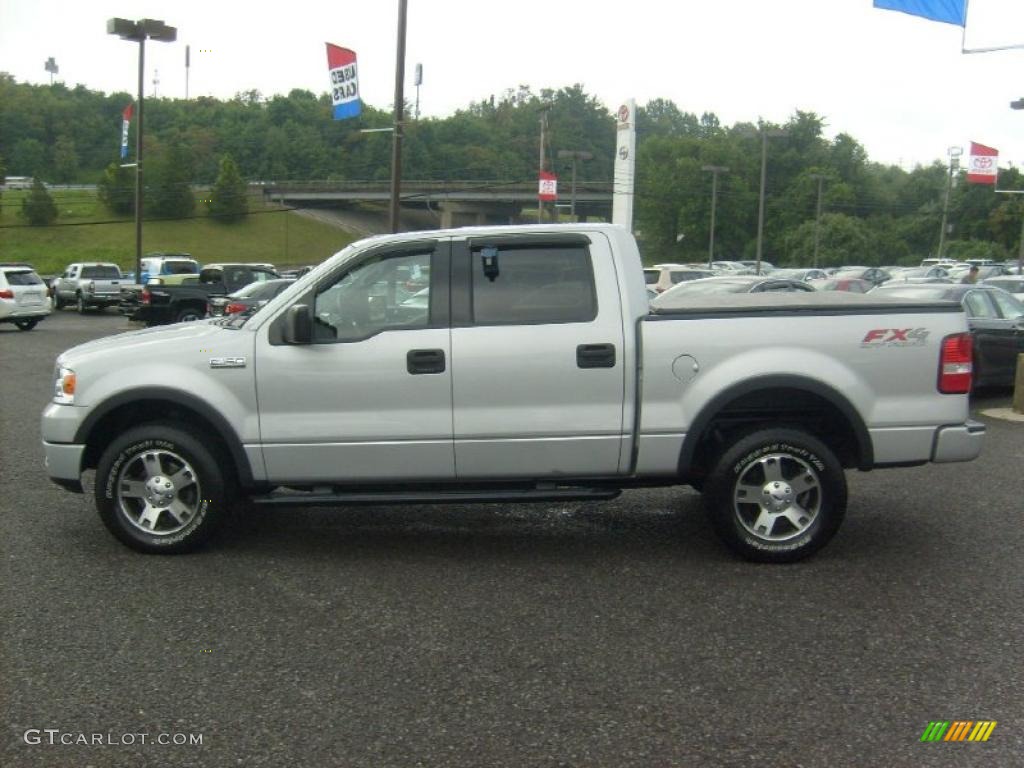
[
  {"left": 0, "top": 289, "right": 13, "bottom": 299},
  {"left": 938, "top": 333, "right": 973, "bottom": 394},
  {"left": 141, "top": 289, "right": 151, "bottom": 305},
  {"left": 225, "top": 302, "right": 246, "bottom": 314}
]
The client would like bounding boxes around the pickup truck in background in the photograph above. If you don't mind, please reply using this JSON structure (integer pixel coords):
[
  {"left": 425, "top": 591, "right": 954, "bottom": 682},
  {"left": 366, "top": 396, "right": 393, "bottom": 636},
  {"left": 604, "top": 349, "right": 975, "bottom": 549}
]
[
  {"left": 42, "top": 224, "right": 985, "bottom": 562},
  {"left": 120, "top": 263, "right": 279, "bottom": 325},
  {"left": 52, "top": 263, "right": 124, "bottom": 312}
]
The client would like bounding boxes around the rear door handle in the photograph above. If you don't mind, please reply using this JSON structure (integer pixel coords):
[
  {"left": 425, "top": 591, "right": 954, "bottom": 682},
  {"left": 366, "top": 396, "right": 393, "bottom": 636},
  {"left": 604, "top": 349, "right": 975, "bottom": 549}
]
[
  {"left": 407, "top": 348, "right": 446, "bottom": 375},
  {"left": 576, "top": 343, "right": 616, "bottom": 369}
]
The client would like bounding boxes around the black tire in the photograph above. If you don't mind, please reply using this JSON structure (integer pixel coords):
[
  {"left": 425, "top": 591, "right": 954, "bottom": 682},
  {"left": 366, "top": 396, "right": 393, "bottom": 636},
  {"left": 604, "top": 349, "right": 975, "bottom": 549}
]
[
  {"left": 76, "top": 293, "right": 87, "bottom": 314},
  {"left": 95, "top": 424, "right": 233, "bottom": 553},
  {"left": 702, "top": 428, "right": 847, "bottom": 563},
  {"left": 175, "top": 306, "right": 203, "bottom": 323},
  {"left": 14, "top": 319, "right": 38, "bottom": 331}
]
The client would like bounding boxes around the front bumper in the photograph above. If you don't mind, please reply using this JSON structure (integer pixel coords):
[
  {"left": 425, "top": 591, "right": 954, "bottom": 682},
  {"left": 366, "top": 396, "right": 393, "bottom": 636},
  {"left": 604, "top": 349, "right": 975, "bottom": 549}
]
[
  {"left": 931, "top": 420, "right": 986, "bottom": 463},
  {"left": 42, "top": 441, "right": 86, "bottom": 492}
]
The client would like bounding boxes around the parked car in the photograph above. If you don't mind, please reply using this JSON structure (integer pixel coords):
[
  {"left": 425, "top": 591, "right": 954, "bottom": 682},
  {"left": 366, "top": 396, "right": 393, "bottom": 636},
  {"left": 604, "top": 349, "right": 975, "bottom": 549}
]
[
  {"left": 983, "top": 275, "right": 1024, "bottom": 298},
  {"left": 644, "top": 264, "right": 715, "bottom": 293},
  {"left": 51, "top": 262, "right": 124, "bottom": 313},
  {"left": 709, "top": 260, "right": 753, "bottom": 275},
  {"left": 122, "top": 263, "right": 280, "bottom": 325},
  {"left": 814, "top": 277, "right": 873, "bottom": 293},
  {"left": 871, "top": 282, "right": 1024, "bottom": 388},
  {"left": 737, "top": 260, "right": 775, "bottom": 274},
  {"left": 770, "top": 268, "right": 829, "bottom": 283},
  {"left": 0, "top": 262, "right": 51, "bottom": 330},
  {"left": 889, "top": 266, "right": 949, "bottom": 280},
  {"left": 654, "top": 275, "right": 817, "bottom": 301},
  {"left": 831, "top": 266, "right": 892, "bottom": 287},
  {"left": 137, "top": 253, "right": 200, "bottom": 285},
  {"left": 42, "top": 224, "right": 984, "bottom": 563},
  {"left": 207, "top": 278, "right": 296, "bottom": 317}
]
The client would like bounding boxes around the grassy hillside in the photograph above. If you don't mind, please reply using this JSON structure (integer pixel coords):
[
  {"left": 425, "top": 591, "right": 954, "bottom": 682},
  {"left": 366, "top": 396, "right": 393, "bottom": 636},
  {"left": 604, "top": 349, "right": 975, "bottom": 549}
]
[{"left": 0, "top": 189, "right": 357, "bottom": 275}]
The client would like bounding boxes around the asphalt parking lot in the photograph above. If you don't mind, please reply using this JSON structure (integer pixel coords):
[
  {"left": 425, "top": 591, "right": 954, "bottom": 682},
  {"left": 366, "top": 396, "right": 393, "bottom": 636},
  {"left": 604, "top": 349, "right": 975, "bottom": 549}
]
[{"left": 2, "top": 310, "right": 1022, "bottom": 767}]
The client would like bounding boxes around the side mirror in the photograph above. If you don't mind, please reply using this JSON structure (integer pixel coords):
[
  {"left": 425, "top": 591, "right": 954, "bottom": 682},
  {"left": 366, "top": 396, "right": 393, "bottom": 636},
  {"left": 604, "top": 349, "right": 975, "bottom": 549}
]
[{"left": 283, "top": 304, "right": 312, "bottom": 344}]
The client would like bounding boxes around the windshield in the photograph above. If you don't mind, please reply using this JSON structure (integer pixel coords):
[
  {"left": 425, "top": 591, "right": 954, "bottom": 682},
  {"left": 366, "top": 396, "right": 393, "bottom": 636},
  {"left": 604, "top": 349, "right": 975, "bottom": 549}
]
[
  {"left": 81, "top": 265, "right": 121, "bottom": 279},
  {"left": 230, "top": 279, "right": 293, "bottom": 300}
]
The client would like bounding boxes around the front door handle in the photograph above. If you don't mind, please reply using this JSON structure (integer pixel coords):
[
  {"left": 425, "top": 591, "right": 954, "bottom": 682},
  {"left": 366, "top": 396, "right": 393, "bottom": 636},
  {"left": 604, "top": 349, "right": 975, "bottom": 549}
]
[
  {"left": 576, "top": 343, "right": 616, "bottom": 369},
  {"left": 407, "top": 348, "right": 446, "bottom": 375}
]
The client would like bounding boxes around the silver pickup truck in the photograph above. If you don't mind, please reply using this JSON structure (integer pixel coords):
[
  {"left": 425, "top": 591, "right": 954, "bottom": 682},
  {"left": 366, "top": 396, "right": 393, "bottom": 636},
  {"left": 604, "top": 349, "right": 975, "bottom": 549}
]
[
  {"left": 52, "top": 262, "right": 124, "bottom": 312},
  {"left": 41, "top": 224, "right": 984, "bottom": 561}
]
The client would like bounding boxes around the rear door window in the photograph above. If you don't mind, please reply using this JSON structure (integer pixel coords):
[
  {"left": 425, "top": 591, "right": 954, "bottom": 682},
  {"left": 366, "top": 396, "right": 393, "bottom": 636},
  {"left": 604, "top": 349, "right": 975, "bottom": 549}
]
[{"left": 470, "top": 244, "right": 596, "bottom": 325}]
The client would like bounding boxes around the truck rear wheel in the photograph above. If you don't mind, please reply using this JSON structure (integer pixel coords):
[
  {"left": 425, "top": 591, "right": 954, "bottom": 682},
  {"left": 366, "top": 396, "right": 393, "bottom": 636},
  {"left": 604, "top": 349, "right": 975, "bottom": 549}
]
[
  {"left": 176, "top": 307, "right": 203, "bottom": 323},
  {"left": 702, "top": 428, "right": 847, "bottom": 563},
  {"left": 95, "top": 424, "right": 233, "bottom": 553}
]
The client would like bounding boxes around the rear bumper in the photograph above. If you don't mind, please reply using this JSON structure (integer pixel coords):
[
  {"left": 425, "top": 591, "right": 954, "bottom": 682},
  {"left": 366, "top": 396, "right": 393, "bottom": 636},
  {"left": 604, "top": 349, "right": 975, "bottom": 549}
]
[{"left": 931, "top": 420, "right": 986, "bottom": 463}]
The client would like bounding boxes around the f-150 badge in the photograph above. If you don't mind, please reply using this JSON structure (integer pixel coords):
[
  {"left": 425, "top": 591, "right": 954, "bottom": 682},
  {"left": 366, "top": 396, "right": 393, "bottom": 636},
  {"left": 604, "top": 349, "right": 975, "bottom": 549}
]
[{"left": 209, "top": 357, "right": 247, "bottom": 368}]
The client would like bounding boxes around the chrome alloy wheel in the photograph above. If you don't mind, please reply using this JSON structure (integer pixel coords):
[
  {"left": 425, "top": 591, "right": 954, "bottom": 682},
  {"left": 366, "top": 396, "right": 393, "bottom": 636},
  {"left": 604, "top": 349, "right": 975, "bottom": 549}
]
[
  {"left": 115, "top": 449, "right": 202, "bottom": 536},
  {"left": 732, "top": 452, "right": 821, "bottom": 542}
]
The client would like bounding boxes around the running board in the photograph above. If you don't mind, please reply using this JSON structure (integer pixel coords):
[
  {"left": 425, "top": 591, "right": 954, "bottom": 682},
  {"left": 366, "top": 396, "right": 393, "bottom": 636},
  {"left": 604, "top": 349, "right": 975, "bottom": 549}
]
[{"left": 249, "top": 486, "right": 621, "bottom": 507}]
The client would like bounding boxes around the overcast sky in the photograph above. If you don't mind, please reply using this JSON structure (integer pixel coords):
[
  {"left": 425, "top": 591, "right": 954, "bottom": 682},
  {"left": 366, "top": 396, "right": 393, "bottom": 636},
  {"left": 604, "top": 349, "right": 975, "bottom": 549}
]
[{"left": 2, "top": 0, "right": 1023, "bottom": 170}]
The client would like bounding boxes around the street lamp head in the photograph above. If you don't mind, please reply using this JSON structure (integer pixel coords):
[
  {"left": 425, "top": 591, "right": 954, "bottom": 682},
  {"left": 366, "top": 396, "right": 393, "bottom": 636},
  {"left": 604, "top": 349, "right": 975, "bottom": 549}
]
[
  {"left": 107, "top": 17, "right": 177, "bottom": 42},
  {"left": 107, "top": 17, "right": 141, "bottom": 39},
  {"left": 139, "top": 19, "right": 177, "bottom": 42},
  {"left": 1011, "top": 98, "right": 1024, "bottom": 110}
]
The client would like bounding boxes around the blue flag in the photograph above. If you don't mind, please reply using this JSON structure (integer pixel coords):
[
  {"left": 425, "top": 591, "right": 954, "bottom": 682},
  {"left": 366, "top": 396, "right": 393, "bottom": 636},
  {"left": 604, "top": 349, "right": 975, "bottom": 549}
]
[{"left": 873, "top": 0, "right": 967, "bottom": 26}]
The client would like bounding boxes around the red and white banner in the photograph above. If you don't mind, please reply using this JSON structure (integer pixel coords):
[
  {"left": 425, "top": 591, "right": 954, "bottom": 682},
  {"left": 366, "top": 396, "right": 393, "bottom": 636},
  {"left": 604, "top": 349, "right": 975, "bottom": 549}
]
[
  {"left": 967, "top": 142, "right": 998, "bottom": 185},
  {"left": 120, "top": 104, "right": 133, "bottom": 160},
  {"left": 538, "top": 170, "right": 558, "bottom": 201}
]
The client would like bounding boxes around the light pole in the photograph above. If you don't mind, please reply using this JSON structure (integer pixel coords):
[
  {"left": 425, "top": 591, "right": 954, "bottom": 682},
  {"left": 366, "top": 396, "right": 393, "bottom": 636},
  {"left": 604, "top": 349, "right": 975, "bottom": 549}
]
[
  {"left": 107, "top": 18, "right": 177, "bottom": 283},
  {"left": 389, "top": 0, "right": 408, "bottom": 233},
  {"left": 808, "top": 173, "right": 827, "bottom": 268},
  {"left": 557, "top": 150, "right": 593, "bottom": 220},
  {"left": 702, "top": 165, "right": 728, "bottom": 267},
  {"left": 754, "top": 126, "right": 786, "bottom": 275},
  {"left": 937, "top": 146, "right": 962, "bottom": 260}
]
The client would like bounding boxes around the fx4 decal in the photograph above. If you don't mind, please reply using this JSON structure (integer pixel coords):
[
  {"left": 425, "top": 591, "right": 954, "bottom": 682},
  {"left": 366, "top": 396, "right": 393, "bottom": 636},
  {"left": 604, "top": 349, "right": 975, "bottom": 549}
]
[{"left": 861, "top": 328, "right": 931, "bottom": 347}]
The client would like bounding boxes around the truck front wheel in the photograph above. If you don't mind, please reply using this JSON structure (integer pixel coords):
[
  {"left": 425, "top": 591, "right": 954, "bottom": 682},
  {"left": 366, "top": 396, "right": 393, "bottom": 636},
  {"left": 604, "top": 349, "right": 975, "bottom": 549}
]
[
  {"left": 702, "top": 428, "right": 847, "bottom": 563},
  {"left": 95, "top": 424, "right": 232, "bottom": 553}
]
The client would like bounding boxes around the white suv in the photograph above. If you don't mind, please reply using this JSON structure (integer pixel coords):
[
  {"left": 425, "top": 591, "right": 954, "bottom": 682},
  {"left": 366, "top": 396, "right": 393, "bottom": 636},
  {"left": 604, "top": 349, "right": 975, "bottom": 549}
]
[{"left": 0, "top": 263, "right": 51, "bottom": 331}]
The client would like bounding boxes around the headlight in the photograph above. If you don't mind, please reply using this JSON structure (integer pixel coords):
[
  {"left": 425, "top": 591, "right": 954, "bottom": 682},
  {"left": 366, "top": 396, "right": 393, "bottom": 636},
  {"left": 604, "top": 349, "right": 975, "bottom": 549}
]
[{"left": 53, "top": 366, "right": 76, "bottom": 405}]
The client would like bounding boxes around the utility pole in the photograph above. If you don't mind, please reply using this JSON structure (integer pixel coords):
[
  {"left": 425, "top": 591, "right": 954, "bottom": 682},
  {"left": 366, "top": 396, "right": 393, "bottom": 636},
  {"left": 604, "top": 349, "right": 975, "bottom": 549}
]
[
  {"left": 185, "top": 45, "right": 190, "bottom": 100},
  {"left": 557, "top": 150, "right": 593, "bottom": 220},
  {"left": 701, "top": 165, "right": 728, "bottom": 267},
  {"left": 938, "top": 146, "right": 962, "bottom": 259},
  {"left": 538, "top": 106, "right": 550, "bottom": 223},
  {"left": 754, "top": 125, "right": 786, "bottom": 275},
  {"left": 809, "top": 173, "right": 827, "bottom": 268},
  {"left": 389, "top": 0, "right": 408, "bottom": 233}
]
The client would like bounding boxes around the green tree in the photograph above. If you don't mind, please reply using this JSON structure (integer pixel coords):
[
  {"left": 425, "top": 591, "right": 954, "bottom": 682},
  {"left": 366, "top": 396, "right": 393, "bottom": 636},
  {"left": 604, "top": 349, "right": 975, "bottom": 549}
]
[
  {"left": 208, "top": 154, "right": 248, "bottom": 222},
  {"left": 53, "top": 135, "right": 79, "bottom": 182},
  {"left": 147, "top": 141, "right": 195, "bottom": 219},
  {"left": 97, "top": 162, "right": 135, "bottom": 215},
  {"left": 21, "top": 177, "right": 57, "bottom": 226}
]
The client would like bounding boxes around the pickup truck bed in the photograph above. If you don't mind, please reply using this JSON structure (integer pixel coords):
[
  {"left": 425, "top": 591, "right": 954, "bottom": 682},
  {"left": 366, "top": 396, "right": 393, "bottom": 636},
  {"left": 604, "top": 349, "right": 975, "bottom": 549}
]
[{"left": 41, "top": 224, "right": 984, "bottom": 562}]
